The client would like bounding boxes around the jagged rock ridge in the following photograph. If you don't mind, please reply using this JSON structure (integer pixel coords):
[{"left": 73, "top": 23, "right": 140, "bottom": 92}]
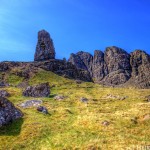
[{"left": 69, "top": 46, "right": 150, "bottom": 88}]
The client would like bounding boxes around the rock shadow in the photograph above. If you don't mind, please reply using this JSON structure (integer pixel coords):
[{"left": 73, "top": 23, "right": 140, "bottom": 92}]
[{"left": 0, "top": 118, "right": 24, "bottom": 136}]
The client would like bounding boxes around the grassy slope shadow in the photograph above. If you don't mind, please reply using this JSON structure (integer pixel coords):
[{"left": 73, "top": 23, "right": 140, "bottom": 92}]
[{"left": 0, "top": 118, "right": 23, "bottom": 136}]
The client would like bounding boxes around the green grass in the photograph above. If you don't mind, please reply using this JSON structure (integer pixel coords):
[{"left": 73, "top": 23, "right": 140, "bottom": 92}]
[{"left": 0, "top": 69, "right": 150, "bottom": 150}]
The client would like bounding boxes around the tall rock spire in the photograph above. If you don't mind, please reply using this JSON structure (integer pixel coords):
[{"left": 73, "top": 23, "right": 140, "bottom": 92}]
[{"left": 34, "top": 30, "right": 55, "bottom": 61}]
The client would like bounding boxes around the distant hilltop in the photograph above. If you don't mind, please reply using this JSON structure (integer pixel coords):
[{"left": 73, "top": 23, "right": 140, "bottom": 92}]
[{"left": 0, "top": 29, "right": 150, "bottom": 88}]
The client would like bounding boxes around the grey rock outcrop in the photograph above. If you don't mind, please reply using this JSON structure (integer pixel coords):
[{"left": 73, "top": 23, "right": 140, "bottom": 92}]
[
  {"left": 34, "top": 30, "right": 55, "bottom": 61},
  {"left": 0, "top": 97, "right": 23, "bottom": 127},
  {"left": 129, "top": 50, "right": 150, "bottom": 88},
  {"left": 69, "top": 51, "right": 93, "bottom": 76},
  {"left": 69, "top": 46, "right": 132, "bottom": 85},
  {"left": 92, "top": 50, "right": 107, "bottom": 82},
  {"left": 0, "top": 81, "right": 9, "bottom": 87},
  {"left": 103, "top": 46, "right": 131, "bottom": 85},
  {"left": 0, "top": 90, "right": 10, "bottom": 98},
  {"left": 69, "top": 53, "right": 87, "bottom": 70},
  {"left": 23, "top": 83, "right": 50, "bottom": 97},
  {"left": 76, "top": 51, "right": 93, "bottom": 75}
]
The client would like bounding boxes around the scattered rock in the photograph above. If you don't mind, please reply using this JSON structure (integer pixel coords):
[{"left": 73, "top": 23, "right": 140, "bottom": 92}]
[
  {"left": 102, "top": 120, "right": 110, "bottom": 126},
  {"left": 105, "top": 94, "right": 127, "bottom": 100},
  {"left": 37, "top": 106, "right": 48, "bottom": 114},
  {"left": 131, "top": 117, "right": 138, "bottom": 124},
  {"left": 18, "top": 100, "right": 43, "bottom": 108},
  {"left": 80, "top": 97, "right": 89, "bottom": 103},
  {"left": 145, "top": 95, "right": 150, "bottom": 102},
  {"left": 16, "top": 69, "right": 30, "bottom": 79},
  {"left": 75, "top": 80, "right": 82, "bottom": 84},
  {"left": 23, "top": 83, "right": 50, "bottom": 97},
  {"left": 34, "top": 30, "right": 55, "bottom": 61},
  {"left": 17, "top": 81, "right": 29, "bottom": 88},
  {"left": 51, "top": 84, "right": 56, "bottom": 88},
  {"left": 0, "top": 81, "right": 9, "bottom": 87},
  {"left": 0, "top": 90, "right": 10, "bottom": 97},
  {"left": 0, "top": 97, "right": 23, "bottom": 127},
  {"left": 54, "top": 95, "right": 65, "bottom": 101},
  {"left": 142, "top": 114, "right": 150, "bottom": 122}
]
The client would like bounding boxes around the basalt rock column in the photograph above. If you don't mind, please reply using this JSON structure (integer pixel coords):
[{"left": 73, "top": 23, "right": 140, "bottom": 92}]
[{"left": 34, "top": 30, "right": 55, "bottom": 61}]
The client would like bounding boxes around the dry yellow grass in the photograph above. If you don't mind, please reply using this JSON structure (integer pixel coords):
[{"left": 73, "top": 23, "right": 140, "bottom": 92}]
[{"left": 0, "top": 70, "right": 150, "bottom": 150}]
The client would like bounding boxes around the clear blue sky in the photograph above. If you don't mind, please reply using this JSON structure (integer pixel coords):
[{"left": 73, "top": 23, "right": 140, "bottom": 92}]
[{"left": 0, "top": 0, "right": 150, "bottom": 61}]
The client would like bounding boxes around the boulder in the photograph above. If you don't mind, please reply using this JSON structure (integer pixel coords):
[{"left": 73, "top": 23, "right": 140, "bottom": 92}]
[
  {"left": 23, "top": 83, "right": 50, "bottom": 97},
  {"left": 142, "top": 114, "right": 150, "bottom": 122},
  {"left": 145, "top": 95, "right": 150, "bottom": 102},
  {"left": 131, "top": 117, "right": 138, "bottom": 124},
  {"left": 0, "top": 97, "right": 23, "bottom": 127},
  {"left": 104, "top": 94, "right": 127, "bottom": 100},
  {"left": 34, "top": 30, "right": 55, "bottom": 61},
  {"left": 54, "top": 95, "right": 65, "bottom": 101},
  {"left": 18, "top": 100, "right": 43, "bottom": 108},
  {"left": 17, "top": 81, "right": 29, "bottom": 88},
  {"left": 0, "top": 90, "right": 10, "bottom": 97},
  {"left": 101, "top": 120, "right": 110, "bottom": 126},
  {"left": 0, "top": 81, "right": 9, "bottom": 87},
  {"left": 37, "top": 106, "right": 48, "bottom": 114},
  {"left": 75, "top": 80, "right": 82, "bottom": 84},
  {"left": 80, "top": 97, "right": 89, "bottom": 103}
]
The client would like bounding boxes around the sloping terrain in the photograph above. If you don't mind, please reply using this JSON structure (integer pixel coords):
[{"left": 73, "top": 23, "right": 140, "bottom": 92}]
[{"left": 0, "top": 69, "right": 150, "bottom": 150}]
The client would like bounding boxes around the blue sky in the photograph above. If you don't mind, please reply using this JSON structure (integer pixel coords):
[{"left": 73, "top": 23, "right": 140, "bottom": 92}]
[{"left": 0, "top": 0, "right": 150, "bottom": 61}]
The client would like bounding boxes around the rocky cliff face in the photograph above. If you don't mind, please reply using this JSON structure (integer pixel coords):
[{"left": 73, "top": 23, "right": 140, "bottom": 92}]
[
  {"left": 92, "top": 50, "right": 107, "bottom": 82},
  {"left": 34, "top": 30, "right": 55, "bottom": 61},
  {"left": 69, "top": 46, "right": 150, "bottom": 88},
  {"left": 69, "top": 51, "right": 93, "bottom": 76},
  {"left": 102, "top": 46, "right": 131, "bottom": 85},
  {"left": 0, "top": 30, "right": 149, "bottom": 88},
  {"left": 129, "top": 50, "right": 150, "bottom": 88}
]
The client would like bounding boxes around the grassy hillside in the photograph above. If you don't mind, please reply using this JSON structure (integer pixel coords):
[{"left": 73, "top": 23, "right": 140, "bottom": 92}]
[{"left": 0, "top": 69, "right": 150, "bottom": 150}]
